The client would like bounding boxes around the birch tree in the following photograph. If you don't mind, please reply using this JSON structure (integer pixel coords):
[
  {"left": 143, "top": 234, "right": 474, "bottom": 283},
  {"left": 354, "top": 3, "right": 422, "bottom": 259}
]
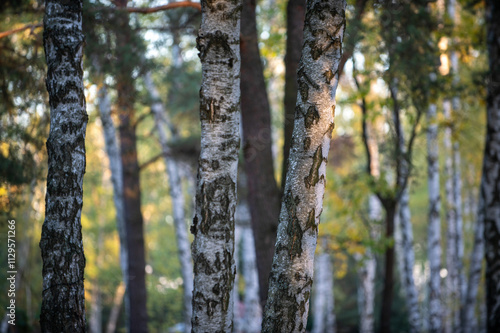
[
  {"left": 261, "top": 1, "right": 346, "bottom": 330},
  {"left": 145, "top": 72, "right": 193, "bottom": 332},
  {"left": 190, "top": 0, "right": 241, "bottom": 330},
  {"left": 483, "top": 0, "right": 500, "bottom": 330},
  {"left": 427, "top": 103, "right": 442, "bottom": 333},
  {"left": 312, "top": 241, "right": 336, "bottom": 333},
  {"left": 39, "top": 0, "right": 87, "bottom": 330}
]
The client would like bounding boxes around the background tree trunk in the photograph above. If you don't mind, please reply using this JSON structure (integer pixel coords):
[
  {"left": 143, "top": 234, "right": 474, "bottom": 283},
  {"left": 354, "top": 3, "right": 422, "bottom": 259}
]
[
  {"left": 97, "top": 85, "right": 129, "bottom": 317},
  {"left": 145, "top": 72, "right": 193, "bottom": 332},
  {"left": 461, "top": 196, "right": 484, "bottom": 333},
  {"left": 262, "top": 1, "right": 346, "bottom": 330},
  {"left": 190, "top": 0, "right": 241, "bottom": 330},
  {"left": 39, "top": 0, "right": 87, "bottom": 331},
  {"left": 312, "top": 241, "right": 336, "bottom": 333},
  {"left": 240, "top": 0, "right": 281, "bottom": 306},
  {"left": 426, "top": 103, "right": 442, "bottom": 332},
  {"left": 282, "top": 0, "right": 305, "bottom": 184},
  {"left": 483, "top": 1, "right": 500, "bottom": 330}
]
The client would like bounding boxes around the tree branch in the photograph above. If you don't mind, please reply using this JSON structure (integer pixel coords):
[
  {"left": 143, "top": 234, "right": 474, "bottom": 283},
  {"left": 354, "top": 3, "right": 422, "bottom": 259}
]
[
  {"left": 0, "top": 23, "right": 42, "bottom": 40},
  {"left": 125, "top": 1, "right": 201, "bottom": 14}
]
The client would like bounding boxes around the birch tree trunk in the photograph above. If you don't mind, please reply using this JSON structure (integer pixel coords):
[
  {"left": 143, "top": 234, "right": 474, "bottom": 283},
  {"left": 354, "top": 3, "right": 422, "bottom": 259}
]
[
  {"left": 312, "top": 244, "right": 336, "bottom": 333},
  {"left": 97, "top": 85, "right": 129, "bottom": 317},
  {"left": 443, "top": 101, "right": 458, "bottom": 333},
  {"left": 240, "top": 0, "right": 281, "bottom": 306},
  {"left": 426, "top": 103, "right": 442, "bottom": 332},
  {"left": 394, "top": 111, "right": 421, "bottom": 333},
  {"left": 39, "top": 0, "right": 87, "bottom": 331},
  {"left": 261, "top": 1, "right": 346, "bottom": 331},
  {"left": 145, "top": 73, "right": 193, "bottom": 332},
  {"left": 461, "top": 196, "right": 484, "bottom": 333},
  {"left": 190, "top": 0, "right": 241, "bottom": 330},
  {"left": 239, "top": 204, "right": 263, "bottom": 333},
  {"left": 483, "top": 1, "right": 500, "bottom": 330}
]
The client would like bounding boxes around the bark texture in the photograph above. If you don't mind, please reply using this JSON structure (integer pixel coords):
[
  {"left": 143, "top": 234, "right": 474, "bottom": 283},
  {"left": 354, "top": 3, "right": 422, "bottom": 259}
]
[
  {"left": 282, "top": 0, "right": 306, "bottom": 184},
  {"left": 145, "top": 73, "right": 194, "bottom": 332},
  {"left": 484, "top": 1, "right": 500, "bottom": 330},
  {"left": 261, "top": 1, "right": 346, "bottom": 331},
  {"left": 240, "top": 0, "right": 281, "bottom": 306},
  {"left": 190, "top": 0, "right": 241, "bottom": 330},
  {"left": 426, "top": 103, "right": 442, "bottom": 332},
  {"left": 40, "top": 0, "right": 87, "bottom": 331}
]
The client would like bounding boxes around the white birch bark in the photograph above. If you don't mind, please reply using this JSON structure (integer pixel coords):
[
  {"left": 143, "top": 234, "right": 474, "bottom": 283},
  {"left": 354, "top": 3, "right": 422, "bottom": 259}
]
[
  {"left": 393, "top": 103, "right": 421, "bottom": 333},
  {"left": 145, "top": 73, "right": 193, "bottom": 332},
  {"left": 241, "top": 211, "right": 262, "bottom": 333},
  {"left": 312, "top": 245, "right": 336, "bottom": 333},
  {"left": 39, "top": 1, "right": 87, "bottom": 330},
  {"left": 190, "top": 0, "right": 241, "bottom": 330},
  {"left": 262, "top": 1, "right": 346, "bottom": 331},
  {"left": 97, "top": 85, "right": 128, "bottom": 291},
  {"left": 443, "top": 101, "right": 459, "bottom": 333},
  {"left": 461, "top": 196, "right": 484, "bottom": 333},
  {"left": 426, "top": 103, "right": 442, "bottom": 332}
]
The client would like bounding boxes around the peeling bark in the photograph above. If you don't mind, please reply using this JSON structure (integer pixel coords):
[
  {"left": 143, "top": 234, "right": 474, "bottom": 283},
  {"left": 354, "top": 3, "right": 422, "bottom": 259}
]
[
  {"left": 190, "top": 0, "right": 241, "bottom": 330},
  {"left": 426, "top": 103, "right": 442, "bottom": 332},
  {"left": 240, "top": 0, "right": 281, "bottom": 306},
  {"left": 483, "top": 1, "right": 500, "bottom": 330},
  {"left": 261, "top": 1, "right": 346, "bottom": 331},
  {"left": 40, "top": 0, "right": 87, "bottom": 331},
  {"left": 145, "top": 72, "right": 194, "bottom": 332}
]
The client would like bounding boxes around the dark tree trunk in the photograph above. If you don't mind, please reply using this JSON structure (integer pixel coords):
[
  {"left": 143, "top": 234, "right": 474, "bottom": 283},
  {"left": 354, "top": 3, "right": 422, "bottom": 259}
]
[
  {"left": 484, "top": 1, "right": 500, "bottom": 331},
  {"left": 240, "top": 0, "right": 281, "bottom": 306},
  {"left": 40, "top": 0, "right": 87, "bottom": 331},
  {"left": 115, "top": 2, "right": 148, "bottom": 331},
  {"left": 380, "top": 201, "right": 396, "bottom": 333},
  {"left": 282, "top": 0, "right": 305, "bottom": 185}
]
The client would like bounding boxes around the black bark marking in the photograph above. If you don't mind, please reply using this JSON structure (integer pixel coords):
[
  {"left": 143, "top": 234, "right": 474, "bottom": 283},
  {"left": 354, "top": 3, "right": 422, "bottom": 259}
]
[
  {"left": 304, "top": 105, "right": 320, "bottom": 128},
  {"left": 324, "top": 69, "right": 335, "bottom": 84},
  {"left": 304, "top": 145, "right": 325, "bottom": 188},
  {"left": 197, "top": 30, "right": 236, "bottom": 68},
  {"left": 197, "top": 175, "right": 235, "bottom": 235},
  {"left": 284, "top": 192, "right": 304, "bottom": 259},
  {"left": 304, "top": 137, "right": 311, "bottom": 151}
]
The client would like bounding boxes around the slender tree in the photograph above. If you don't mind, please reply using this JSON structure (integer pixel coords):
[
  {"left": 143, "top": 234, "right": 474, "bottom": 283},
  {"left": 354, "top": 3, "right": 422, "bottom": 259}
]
[
  {"left": 312, "top": 240, "right": 336, "bottom": 333},
  {"left": 145, "top": 72, "right": 194, "bottom": 332},
  {"left": 261, "top": 0, "right": 346, "bottom": 330},
  {"left": 114, "top": 1, "right": 149, "bottom": 330},
  {"left": 190, "top": 0, "right": 241, "bottom": 330},
  {"left": 483, "top": 0, "right": 500, "bottom": 330},
  {"left": 427, "top": 103, "right": 442, "bottom": 333},
  {"left": 39, "top": 0, "right": 87, "bottom": 330},
  {"left": 240, "top": 0, "right": 281, "bottom": 306}
]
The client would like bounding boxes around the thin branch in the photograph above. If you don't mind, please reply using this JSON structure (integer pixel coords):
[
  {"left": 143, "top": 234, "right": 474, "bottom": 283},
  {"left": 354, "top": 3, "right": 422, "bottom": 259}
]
[
  {"left": 125, "top": 1, "right": 201, "bottom": 14},
  {"left": 0, "top": 23, "right": 42, "bottom": 40},
  {"left": 139, "top": 152, "right": 168, "bottom": 170}
]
